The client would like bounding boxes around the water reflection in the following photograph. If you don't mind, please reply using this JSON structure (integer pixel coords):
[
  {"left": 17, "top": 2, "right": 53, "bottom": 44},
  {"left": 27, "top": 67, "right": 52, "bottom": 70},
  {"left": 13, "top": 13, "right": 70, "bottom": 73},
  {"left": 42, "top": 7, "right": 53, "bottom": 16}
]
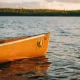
[{"left": 0, "top": 56, "right": 51, "bottom": 80}]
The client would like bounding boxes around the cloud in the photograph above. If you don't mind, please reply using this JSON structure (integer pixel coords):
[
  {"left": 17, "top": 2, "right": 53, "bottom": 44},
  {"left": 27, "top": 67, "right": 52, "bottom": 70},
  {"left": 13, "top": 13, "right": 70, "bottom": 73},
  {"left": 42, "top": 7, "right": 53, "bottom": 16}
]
[
  {"left": 0, "top": 0, "right": 40, "bottom": 3},
  {"left": 0, "top": 2, "right": 40, "bottom": 8},
  {"left": 44, "top": 0, "right": 54, "bottom": 3},
  {"left": 1, "top": 0, "right": 80, "bottom": 3},
  {"left": 0, "top": 0, "right": 80, "bottom": 10},
  {"left": 58, "top": 0, "right": 80, "bottom": 3},
  {"left": 44, "top": 0, "right": 80, "bottom": 3},
  {"left": 41, "top": 0, "right": 80, "bottom": 10}
]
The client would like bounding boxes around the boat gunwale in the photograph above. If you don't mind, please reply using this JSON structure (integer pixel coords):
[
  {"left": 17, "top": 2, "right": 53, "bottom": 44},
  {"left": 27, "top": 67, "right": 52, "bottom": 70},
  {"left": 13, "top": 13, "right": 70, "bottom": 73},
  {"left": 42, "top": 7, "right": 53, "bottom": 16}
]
[{"left": 0, "top": 34, "right": 45, "bottom": 47}]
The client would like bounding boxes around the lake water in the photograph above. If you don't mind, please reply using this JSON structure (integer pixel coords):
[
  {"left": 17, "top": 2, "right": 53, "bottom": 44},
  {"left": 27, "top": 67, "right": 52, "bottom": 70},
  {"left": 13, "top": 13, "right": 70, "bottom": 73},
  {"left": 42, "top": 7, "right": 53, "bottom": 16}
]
[{"left": 0, "top": 17, "right": 80, "bottom": 80}]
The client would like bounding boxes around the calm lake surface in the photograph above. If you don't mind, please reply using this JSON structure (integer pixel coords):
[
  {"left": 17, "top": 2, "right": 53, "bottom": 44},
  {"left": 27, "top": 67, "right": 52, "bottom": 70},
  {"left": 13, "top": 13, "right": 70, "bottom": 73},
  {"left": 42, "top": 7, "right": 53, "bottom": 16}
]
[{"left": 0, "top": 17, "right": 80, "bottom": 80}]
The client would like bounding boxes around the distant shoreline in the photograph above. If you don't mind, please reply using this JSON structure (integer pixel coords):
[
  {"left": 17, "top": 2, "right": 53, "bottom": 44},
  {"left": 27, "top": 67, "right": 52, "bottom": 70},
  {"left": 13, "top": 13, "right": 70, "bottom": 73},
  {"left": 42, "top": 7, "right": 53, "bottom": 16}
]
[{"left": 0, "top": 8, "right": 80, "bottom": 16}]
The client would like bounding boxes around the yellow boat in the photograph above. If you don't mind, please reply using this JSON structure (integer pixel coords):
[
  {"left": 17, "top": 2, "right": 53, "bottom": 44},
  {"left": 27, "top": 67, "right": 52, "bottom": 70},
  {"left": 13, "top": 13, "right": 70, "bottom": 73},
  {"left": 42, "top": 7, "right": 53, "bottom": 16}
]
[{"left": 0, "top": 33, "right": 50, "bottom": 64}]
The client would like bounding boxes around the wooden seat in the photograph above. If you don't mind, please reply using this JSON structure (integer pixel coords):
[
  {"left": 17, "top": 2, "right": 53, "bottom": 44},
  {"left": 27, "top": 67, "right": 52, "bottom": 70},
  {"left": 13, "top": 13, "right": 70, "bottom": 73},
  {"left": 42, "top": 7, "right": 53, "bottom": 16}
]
[{"left": 0, "top": 40, "right": 5, "bottom": 44}]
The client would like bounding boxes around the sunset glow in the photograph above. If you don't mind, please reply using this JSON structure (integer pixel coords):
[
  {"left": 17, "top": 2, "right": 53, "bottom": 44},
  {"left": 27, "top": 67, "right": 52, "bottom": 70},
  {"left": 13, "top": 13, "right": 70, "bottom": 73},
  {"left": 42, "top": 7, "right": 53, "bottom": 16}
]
[
  {"left": 0, "top": 0, "right": 80, "bottom": 10},
  {"left": 40, "top": 1, "right": 80, "bottom": 10}
]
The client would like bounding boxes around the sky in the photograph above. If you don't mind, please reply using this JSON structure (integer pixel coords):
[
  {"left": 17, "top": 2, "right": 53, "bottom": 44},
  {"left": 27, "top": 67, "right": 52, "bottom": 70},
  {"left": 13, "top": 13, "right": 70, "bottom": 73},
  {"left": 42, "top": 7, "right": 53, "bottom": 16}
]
[
  {"left": 0, "top": 0, "right": 80, "bottom": 10},
  {"left": 0, "top": 0, "right": 39, "bottom": 3}
]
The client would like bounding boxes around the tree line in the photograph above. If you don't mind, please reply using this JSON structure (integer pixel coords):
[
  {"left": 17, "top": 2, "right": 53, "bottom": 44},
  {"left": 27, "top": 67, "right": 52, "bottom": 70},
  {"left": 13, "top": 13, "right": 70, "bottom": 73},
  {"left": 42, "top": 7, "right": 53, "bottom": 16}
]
[{"left": 0, "top": 8, "right": 80, "bottom": 16}]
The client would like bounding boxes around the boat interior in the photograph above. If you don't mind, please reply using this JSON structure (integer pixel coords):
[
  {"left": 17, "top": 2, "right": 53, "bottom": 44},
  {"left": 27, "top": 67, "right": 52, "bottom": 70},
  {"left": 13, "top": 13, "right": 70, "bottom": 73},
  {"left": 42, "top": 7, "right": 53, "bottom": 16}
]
[{"left": 0, "top": 36, "right": 30, "bottom": 44}]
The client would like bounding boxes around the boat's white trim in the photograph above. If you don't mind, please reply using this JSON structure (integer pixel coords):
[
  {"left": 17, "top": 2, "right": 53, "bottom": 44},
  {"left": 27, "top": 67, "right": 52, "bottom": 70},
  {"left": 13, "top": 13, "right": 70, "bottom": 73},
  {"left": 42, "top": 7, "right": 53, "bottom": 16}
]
[{"left": 0, "top": 34, "right": 45, "bottom": 46}]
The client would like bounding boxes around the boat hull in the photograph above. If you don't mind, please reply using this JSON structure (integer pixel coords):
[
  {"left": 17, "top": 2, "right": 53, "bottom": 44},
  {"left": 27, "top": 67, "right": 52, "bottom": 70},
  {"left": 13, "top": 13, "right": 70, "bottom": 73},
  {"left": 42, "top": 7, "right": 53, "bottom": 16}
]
[{"left": 0, "top": 33, "right": 50, "bottom": 64}]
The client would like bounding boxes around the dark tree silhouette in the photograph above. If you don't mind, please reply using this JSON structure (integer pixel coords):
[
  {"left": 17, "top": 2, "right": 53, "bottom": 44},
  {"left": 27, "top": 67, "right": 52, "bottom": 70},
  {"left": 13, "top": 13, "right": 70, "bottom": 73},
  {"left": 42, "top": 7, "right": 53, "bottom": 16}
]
[{"left": 0, "top": 8, "right": 80, "bottom": 16}]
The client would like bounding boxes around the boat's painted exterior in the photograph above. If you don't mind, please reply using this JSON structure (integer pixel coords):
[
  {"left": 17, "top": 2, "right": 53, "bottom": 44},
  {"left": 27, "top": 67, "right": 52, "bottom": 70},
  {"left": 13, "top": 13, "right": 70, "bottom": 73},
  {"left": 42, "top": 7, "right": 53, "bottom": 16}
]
[{"left": 0, "top": 33, "right": 50, "bottom": 64}]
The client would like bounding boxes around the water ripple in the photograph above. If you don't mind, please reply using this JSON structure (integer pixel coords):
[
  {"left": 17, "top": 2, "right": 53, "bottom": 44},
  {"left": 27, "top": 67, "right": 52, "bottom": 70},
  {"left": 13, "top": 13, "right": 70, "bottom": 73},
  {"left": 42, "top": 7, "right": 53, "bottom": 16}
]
[{"left": 0, "top": 17, "right": 80, "bottom": 80}]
